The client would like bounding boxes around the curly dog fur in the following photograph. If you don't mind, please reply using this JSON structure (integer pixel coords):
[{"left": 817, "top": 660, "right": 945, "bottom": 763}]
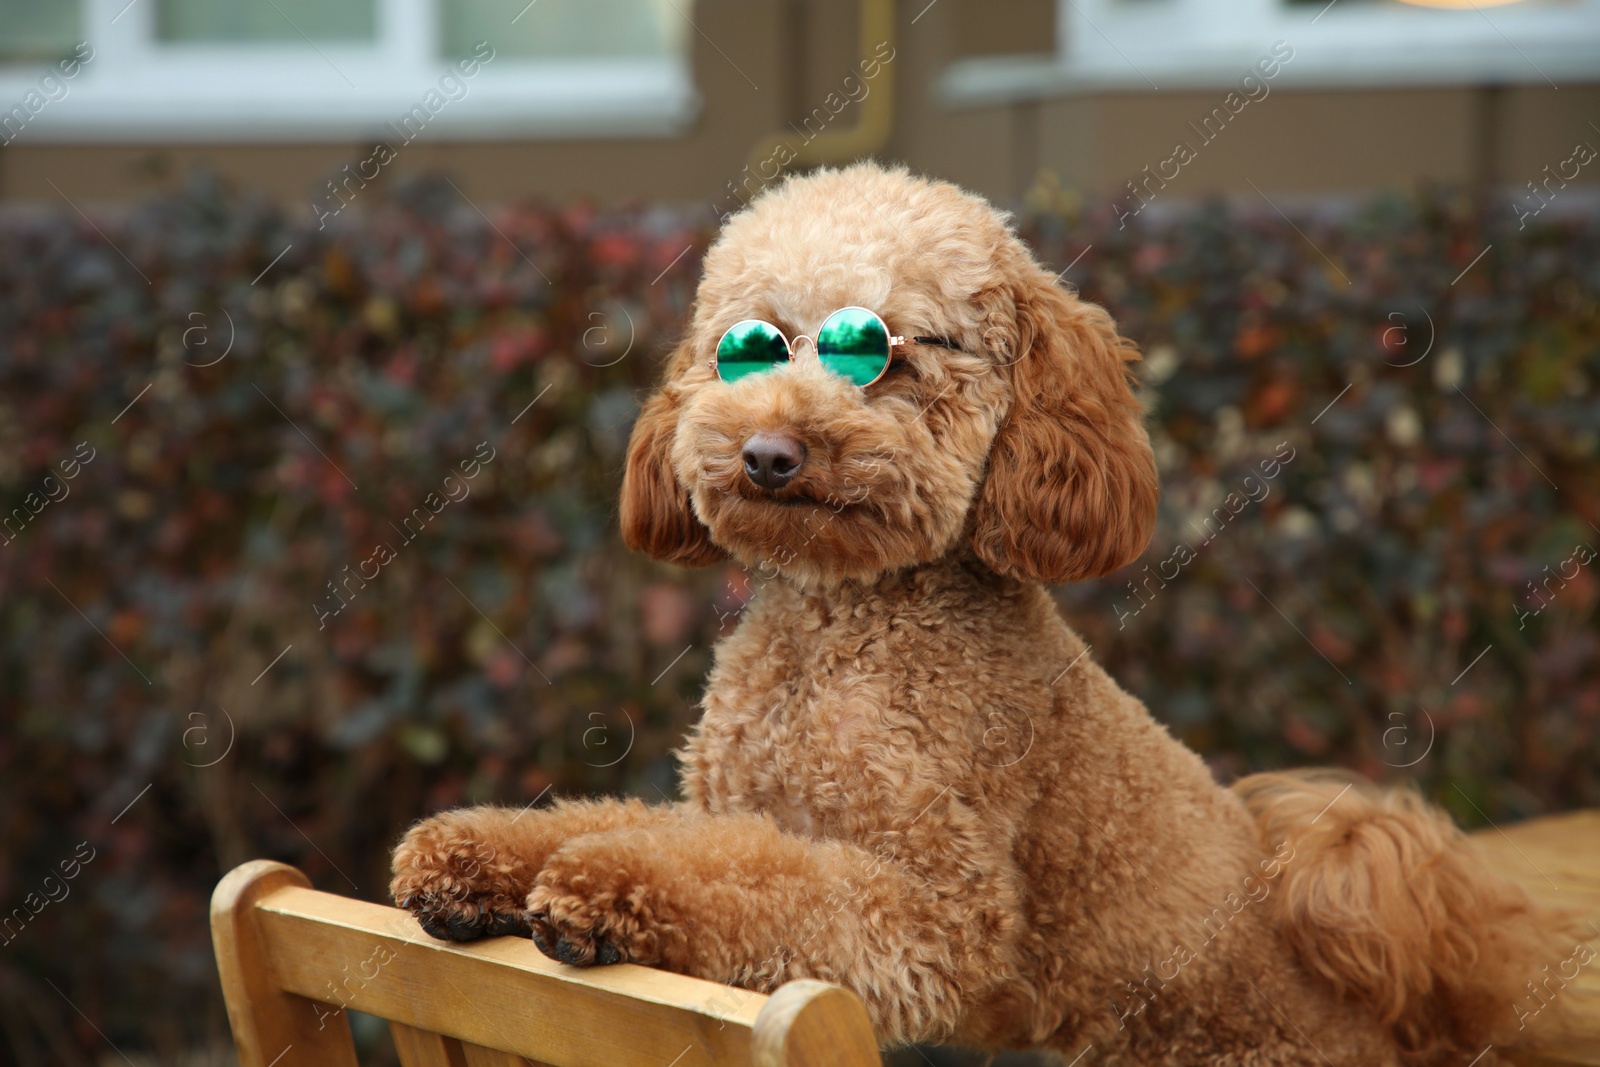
[{"left": 392, "top": 163, "right": 1575, "bottom": 1064}]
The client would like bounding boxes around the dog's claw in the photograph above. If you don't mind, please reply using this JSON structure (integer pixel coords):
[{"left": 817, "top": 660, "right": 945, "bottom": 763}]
[
  {"left": 529, "top": 912, "right": 561, "bottom": 958},
  {"left": 553, "top": 938, "right": 589, "bottom": 966},
  {"left": 487, "top": 911, "right": 533, "bottom": 938}
]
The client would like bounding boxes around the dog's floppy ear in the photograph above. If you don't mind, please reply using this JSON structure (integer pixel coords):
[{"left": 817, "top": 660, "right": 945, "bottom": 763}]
[
  {"left": 970, "top": 269, "right": 1158, "bottom": 584},
  {"left": 620, "top": 345, "right": 725, "bottom": 567}
]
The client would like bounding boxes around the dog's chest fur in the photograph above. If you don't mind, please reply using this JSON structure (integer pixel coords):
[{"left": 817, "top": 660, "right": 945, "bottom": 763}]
[{"left": 677, "top": 560, "right": 1061, "bottom": 840}]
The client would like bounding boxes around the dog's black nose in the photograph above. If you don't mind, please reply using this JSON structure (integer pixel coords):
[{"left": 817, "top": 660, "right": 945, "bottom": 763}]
[{"left": 742, "top": 432, "right": 806, "bottom": 490}]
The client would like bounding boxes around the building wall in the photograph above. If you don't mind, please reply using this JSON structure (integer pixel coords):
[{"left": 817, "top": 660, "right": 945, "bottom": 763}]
[
  {"left": 1033, "top": 84, "right": 1600, "bottom": 208},
  {"left": 0, "top": 0, "right": 1595, "bottom": 210}
]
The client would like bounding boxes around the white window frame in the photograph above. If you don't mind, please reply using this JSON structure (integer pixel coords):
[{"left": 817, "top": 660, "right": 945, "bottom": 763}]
[
  {"left": 942, "top": 0, "right": 1600, "bottom": 105},
  {"left": 0, "top": 0, "right": 698, "bottom": 142}
]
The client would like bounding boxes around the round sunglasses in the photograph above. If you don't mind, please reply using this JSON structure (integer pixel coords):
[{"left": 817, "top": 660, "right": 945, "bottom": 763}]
[{"left": 712, "top": 306, "right": 907, "bottom": 388}]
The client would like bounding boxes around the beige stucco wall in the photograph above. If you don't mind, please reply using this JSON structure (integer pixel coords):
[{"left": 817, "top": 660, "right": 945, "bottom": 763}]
[{"left": 0, "top": 0, "right": 1594, "bottom": 209}]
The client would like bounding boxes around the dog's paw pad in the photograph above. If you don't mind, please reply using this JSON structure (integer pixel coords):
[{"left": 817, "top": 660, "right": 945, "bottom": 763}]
[
  {"left": 527, "top": 905, "right": 629, "bottom": 967},
  {"left": 403, "top": 892, "right": 532, "bottom": 943}
]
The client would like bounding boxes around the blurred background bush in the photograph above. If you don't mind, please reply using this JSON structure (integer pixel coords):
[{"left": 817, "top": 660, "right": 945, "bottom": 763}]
[
  {"left": 0, "top": 174, "right": 1595, "bottom": 1063},
  {"left": 3, "top": 0, "right": 1600, "bottom": 1063}
]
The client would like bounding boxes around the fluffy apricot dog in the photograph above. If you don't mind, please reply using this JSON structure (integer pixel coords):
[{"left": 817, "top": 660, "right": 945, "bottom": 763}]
[{"left": 393, "top": 163, "right": 1572, "bottom": 1064}]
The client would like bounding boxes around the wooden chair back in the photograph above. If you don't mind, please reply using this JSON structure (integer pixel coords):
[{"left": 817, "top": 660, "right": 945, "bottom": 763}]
[{"left": 211, "top": 860, "right": 881, "bottom": 1067}]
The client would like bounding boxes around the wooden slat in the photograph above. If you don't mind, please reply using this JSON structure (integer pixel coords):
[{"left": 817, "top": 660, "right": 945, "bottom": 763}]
[
  {"left": 1473, "top": 813, "right": 1600, "bottom": 1066},
  {"left": 391, "top": 1021, "right": 467, "bottom": 1067},
  {"left": 210, "top": 861, "right": 360, "bottom": 1067},
  {"left": 253, "top": 884, "right": 766, "bottom": 1067},
  {"left": 460, "top": 1040, "right": 553, "bottom": 1067},
  {"left": 392, "top": 1022, "right": 555, "bottom": 1067}
]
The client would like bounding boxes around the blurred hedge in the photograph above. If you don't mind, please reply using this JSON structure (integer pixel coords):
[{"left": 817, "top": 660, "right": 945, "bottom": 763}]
[{"left": 0, "top": 172, "right": 1596, "bottom": 1063}]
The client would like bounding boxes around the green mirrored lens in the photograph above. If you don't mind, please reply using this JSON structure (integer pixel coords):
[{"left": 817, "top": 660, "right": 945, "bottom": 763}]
[
  {"left": 817, "top": 307, "right": 890, "bottom": 386},
  {"left": 716, "top": 320, "right": 790, "bottom": 382}
]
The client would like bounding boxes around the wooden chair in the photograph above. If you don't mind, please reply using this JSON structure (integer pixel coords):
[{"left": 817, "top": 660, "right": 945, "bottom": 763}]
[{"left": 214, "top": 813, "right": 1600, "bottom": 1067}]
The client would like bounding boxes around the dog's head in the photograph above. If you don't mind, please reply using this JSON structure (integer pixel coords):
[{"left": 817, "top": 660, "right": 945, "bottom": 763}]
[{"left": 621, "top": 163, "right": 1157, "bottom": 587}]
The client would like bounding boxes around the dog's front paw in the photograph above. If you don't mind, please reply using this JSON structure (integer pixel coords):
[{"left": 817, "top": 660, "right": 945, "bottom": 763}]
[
  {"left": 525, "top": 834, "right": 692, "bottom": 969},
  {"left": 390, "top": 810, "right": 537, "bottom": 942}
]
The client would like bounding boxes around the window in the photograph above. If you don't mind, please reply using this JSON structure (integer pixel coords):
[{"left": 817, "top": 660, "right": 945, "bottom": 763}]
[
  {"left": 0, "top": 0, "right": 696, "bottom": 142},
  {"left": 443, "top": 0, "right": 687, "bottom": 59},
  {"left": 942, "top": 0, "right": 1600, "bottom": 104},
  {"left": 0, "top": 1, "right": 82, "bottom": 61},
  {"left": 156, "top": 0, "right": 377, "bottom": 43}
]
